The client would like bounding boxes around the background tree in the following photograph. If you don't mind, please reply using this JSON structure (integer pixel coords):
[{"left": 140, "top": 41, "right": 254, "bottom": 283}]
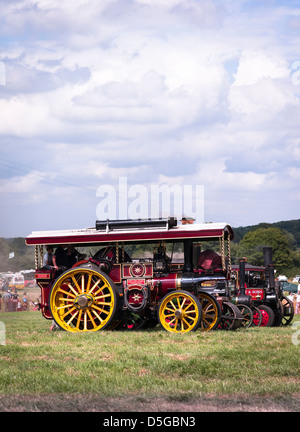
[{"left": 237, "top": 227, "right": 294, "bottom": 274}]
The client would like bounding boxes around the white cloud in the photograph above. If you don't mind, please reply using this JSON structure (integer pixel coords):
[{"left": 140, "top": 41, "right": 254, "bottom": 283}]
[
  {"left": 0, "top": 96, "right": 51, "bottom": 137},
  {"left": 229, "top": 79, "right": 298, "bottom": 124},
  {"left": 234, "top": 51, "right": 290, "bottom": 86},
  {"left": 0, "top": 172, "right": 41, "bottom": 195},
  {"left": 0, "top": 0, "right": 300, "bottom": 235}
]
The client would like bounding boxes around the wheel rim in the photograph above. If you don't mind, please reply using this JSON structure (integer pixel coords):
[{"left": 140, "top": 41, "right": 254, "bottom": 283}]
[
  {"left": 158, "top": 292, "right": 201, "bottom": 333},
  {"left": 260, "top": 309, "right": 270, "bottom": 327},
  {"left": 251, "top": 307, "right": 262, "bottom": 326},
  {"left": 50, "top": 267, "right": 117, "bottom": 332},
  {"left": 198, "top": 292, "right": 220, "bottom": 332}
]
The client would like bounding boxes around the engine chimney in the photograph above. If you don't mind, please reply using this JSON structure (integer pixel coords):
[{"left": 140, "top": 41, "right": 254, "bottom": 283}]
[
  {"left": 239, "top": 258, "right": 246, "bottom": 294},
  {"left": 263, "top": 247, "right": 275, "bottom": 290},
  {"left": 263, "top": 246, "right": 273, "bottom": 267},
  {"left": 183, "top": 239, "right": 193, "bottom": 272}
]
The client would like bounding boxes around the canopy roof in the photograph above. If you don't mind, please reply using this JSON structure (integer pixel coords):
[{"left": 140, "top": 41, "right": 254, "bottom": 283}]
[
  {"left": 231, "top": 264, "right": 266, "bottom": 272},
  {"left": 25, "top": 219, "right": 234, "bottom": 247}
]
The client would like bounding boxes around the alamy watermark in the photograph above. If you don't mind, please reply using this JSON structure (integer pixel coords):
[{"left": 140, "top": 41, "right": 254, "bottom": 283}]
[
  {"left": 0, "top": 61, "right": 6, "bottom": 86},
  {"left": 96, "top": 177, "right": 204, "bottom": 222},
  {"left": 292, "top": 321, "right": 300, "bottom": 346},
  {"left": 0, "top": 322, "right": 6, "bottom": 345}
]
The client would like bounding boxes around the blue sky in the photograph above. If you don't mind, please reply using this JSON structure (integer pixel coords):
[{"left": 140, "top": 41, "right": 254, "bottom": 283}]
[{"left": 0, "top": 0, "right": 300, "bottom": 237}]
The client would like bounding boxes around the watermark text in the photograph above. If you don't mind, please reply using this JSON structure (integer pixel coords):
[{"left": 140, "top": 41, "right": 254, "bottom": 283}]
[
  {"left": 96, "top": 177, "right": 204, "bottom": 222},
  {"left": 0, "top": 61, "right": 6, "bottom": 86},
  {"left": 292, "top": 321, "right": 300, "bottom": 346},
  {"left": 0, "top": 322, "right": 6, "bottom": 345}
]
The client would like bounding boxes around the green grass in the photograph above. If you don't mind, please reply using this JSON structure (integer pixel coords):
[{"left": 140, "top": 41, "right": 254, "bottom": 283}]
[{"left": 0, "top": 311, "right": 299, "bottom": 404}]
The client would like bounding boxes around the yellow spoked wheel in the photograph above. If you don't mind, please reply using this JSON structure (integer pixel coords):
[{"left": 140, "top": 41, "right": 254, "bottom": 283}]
[
  {"left": 158, "top": 290, "right": 202, "bottom": 333},
  {"left": 49, "top": 266, "right": 118, "bottom": 332},
  {"left": 198, "top": 292, "right": 221, "bottom": 332}
]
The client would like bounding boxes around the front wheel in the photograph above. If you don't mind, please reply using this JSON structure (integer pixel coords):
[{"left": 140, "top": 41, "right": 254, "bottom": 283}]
[
  {"left": 198, "top": 292, "right": 221, "bottom": 332},
  {"left": 236, "top": 304, "right": 253, "bottom": 328},
  {"left": 158, "top": 291, "right": 202, "bottom": 333},
  {"left": 219, "top": 302, "right": 243, "bottom": 330},
  {"left": 258, "top": 305, "right": 275, "bottom": 327},
  {"left": 49, "top": 266, "right": 119, "bottom": 332},
  {"left": 251, "top": 306, "right": 263, "bottom": 327}
]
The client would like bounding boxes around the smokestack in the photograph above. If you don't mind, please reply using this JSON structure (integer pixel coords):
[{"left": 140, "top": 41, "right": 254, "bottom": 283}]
[
  {"left": 239, "top": 258, "right": 246, "bottom": 294},
  {"left": 183, "top": 239, "right": 193, "bottom": 272},
  {"left": 263, "top": 247, "right": 275, "bottom": 290},
  {"left": 263, "top": 247, "right": 273, "bottom": 267}
]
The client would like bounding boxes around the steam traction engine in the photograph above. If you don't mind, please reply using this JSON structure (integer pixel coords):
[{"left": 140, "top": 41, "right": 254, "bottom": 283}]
[
  {"left": 26, "top": 218, "right": 235, "bottom": 333},
  {"left": 231, "top": 247, "right": 294, "bottom": 327}
]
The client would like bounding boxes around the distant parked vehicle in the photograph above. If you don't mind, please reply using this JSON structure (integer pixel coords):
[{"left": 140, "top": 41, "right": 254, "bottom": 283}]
[
  {"left": 1, "top": 273, "right": 25, "bottom": 290},
  {"left": 292, "top": 275, "right": 300, "bottom": 283},
  {"left": 277, "top": 275, "right": 288, "bottom": 282},
  {"left": 281, "top": 281, "right": 298, "bottom": 294}
]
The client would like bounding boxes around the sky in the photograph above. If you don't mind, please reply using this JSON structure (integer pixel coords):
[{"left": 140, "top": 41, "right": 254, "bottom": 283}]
[{"left": 0, "top": 0, "right": 300, "bottom": 238}]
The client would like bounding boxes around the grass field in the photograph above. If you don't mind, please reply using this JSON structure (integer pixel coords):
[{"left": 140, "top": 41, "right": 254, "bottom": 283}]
[{"left": 0, "top": 307, "right": 299, "bottom": 412}]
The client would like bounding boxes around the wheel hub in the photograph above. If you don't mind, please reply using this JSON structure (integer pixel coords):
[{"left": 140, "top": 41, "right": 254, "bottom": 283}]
[
  {"left": 174, "top": 309, "right": 183, "bottom": 319},
  {"left": 74, "top": 294, "right": 93, "bottom": 310}
]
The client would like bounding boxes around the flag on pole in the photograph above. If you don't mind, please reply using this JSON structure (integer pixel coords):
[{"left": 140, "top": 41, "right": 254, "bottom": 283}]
[{"left": 8, "top": 252, "right": 14, "bottom": 259}]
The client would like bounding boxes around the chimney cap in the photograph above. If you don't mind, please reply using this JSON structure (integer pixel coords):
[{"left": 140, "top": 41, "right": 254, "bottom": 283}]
[{"left": 180, "top": 217, "right": 195, "bottom": 225}]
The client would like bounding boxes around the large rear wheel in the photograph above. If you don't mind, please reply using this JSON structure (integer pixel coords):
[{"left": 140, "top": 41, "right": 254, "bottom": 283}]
[{"left": 49, "top": 266, "right": 119, "bottom": 332}]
